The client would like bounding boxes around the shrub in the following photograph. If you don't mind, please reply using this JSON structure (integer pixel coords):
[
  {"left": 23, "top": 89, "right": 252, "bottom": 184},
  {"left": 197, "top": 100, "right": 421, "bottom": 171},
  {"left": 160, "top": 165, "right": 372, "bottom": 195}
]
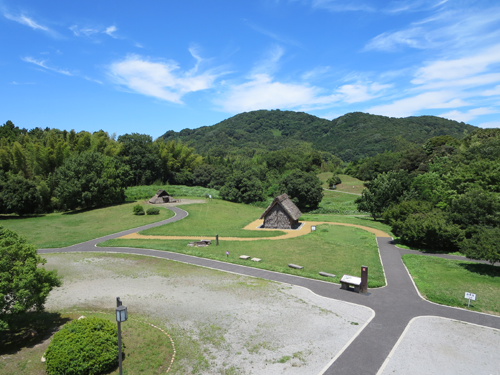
[
  {"left": 133, "top": 204, "right": 145, "bottom": 215},
  {"left": 146, "top": 207, "right": 160, "bottom": 215},
  {"left": 45, "top": 316, "right": 121, "bottom": 375}
]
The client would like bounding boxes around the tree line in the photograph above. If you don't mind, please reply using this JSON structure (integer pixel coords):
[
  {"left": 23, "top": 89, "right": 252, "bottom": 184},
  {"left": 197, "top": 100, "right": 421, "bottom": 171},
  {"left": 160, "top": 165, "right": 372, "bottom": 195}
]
[
  {"left": 0, "top": 120, "right": 337, "bottom": 214},
  {"left": 353, "top": 128, "right": 500, "bottom": 264}
]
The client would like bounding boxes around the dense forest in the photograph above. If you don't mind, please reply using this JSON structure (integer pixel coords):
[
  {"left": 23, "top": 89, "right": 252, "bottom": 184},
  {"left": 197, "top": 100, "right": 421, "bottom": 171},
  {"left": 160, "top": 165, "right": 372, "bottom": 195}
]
[
  {"left": 0, "top": 120, "right": 335, "bottom": 214},
  {"left": 353, "top": 128, "right": 500, "bottom": 264},
  {"left": 161, "top": 110, "right": 476, "bottom": 161}
]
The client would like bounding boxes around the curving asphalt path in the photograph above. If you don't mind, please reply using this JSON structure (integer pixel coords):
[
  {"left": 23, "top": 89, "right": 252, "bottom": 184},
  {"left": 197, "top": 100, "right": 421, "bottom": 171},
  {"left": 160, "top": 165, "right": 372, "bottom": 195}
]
[{"left": 38, "top": 206, "right": 500, "bottom": 375}]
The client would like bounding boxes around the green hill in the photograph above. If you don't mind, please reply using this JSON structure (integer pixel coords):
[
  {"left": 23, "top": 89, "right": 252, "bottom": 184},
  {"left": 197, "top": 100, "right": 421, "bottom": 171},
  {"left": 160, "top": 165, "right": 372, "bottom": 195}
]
[{"left": 160, "top": 110, "right": 476, "bottom": 162}]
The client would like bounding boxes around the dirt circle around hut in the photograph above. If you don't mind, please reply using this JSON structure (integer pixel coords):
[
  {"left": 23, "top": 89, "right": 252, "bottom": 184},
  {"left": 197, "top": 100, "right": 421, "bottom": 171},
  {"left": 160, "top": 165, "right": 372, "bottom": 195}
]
[{"left": 145, "top": 198, "right": 207, "bottom": 206}]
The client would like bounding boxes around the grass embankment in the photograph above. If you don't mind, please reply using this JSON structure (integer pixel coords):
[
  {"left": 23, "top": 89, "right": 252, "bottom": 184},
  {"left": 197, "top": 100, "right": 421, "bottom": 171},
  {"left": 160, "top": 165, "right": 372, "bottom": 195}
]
[
  {"left": 126, "top": 184, "right": 219, "bottom": 201},
  {"left": 403, "top": 254, "right": 500, "bottom": 315},
  {"left": 140, "top": 200, "right": 284, "bottom": 238},
  {"left": 0, "top": 202, "right": 174, "bottom": 248},
  {"left": 301, "top": 213, "right": 392, "bottom": 236},
  {"left": 0, "top": 312, "right": 174, "bottom": 375},
  {"left": 317, "top": 173, "right": 365, "bottom": 195},
  {"left": 102, "top": 223, "right": 386, "bottom": 287},
  {"left": 310, "top": 189, "right": 365, "bottom": 215}
]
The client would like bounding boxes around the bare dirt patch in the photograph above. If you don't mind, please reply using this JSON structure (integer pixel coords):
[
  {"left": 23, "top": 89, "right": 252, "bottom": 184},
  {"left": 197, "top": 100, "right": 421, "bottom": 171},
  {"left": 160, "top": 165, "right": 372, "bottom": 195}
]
[{"left": 43, "top": 253, "right": 373, "bottom": 374}]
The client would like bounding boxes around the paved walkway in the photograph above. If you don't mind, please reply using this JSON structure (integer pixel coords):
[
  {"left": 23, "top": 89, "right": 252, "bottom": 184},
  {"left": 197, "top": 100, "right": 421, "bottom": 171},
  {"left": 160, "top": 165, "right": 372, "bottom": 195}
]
[{"left": 38, "top": 206, "right": 500, "bottom": 375}]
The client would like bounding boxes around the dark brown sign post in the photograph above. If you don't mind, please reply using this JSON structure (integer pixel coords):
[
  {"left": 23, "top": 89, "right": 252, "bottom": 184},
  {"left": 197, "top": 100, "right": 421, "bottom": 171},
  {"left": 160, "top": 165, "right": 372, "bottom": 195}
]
[
  {"left": 360, "top": 266, "right": 368, "bottom": 294},
  {"left": 216, "top": 234, "right": 219, "bottom": 246}
]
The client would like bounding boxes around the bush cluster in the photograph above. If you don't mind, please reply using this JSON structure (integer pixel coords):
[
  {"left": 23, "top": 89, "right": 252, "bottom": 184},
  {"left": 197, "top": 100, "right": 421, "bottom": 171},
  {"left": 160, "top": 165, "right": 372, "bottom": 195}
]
[
  {"left": 133, "top": 204, "right": 145, "bottom": 215},
  {"left": 146, "top": 207, "right": 160, "bottom": 215},
  {"left": 45, "top": 317, "right": 121, "bottom": 375}
]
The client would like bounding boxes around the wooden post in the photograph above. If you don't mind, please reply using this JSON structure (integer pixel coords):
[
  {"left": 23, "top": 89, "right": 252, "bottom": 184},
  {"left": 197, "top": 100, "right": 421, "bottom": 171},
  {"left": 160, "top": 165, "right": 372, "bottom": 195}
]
[
  {"left": 360, "top": 266, "right": 368, "bottom": 294},
  {"left": 216, "top": 234, "right": 219, "bottom": 246}
]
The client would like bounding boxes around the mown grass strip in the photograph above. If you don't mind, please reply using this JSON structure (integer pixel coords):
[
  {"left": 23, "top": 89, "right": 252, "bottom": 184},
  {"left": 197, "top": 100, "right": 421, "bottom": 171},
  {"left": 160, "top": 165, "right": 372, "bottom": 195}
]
[
  {"left": 102, "top": 224, "right": 386, "bottom": 288},
  {"left": 140, "top": 200, "right": 284, "bottom": 238},
  {"left": 0, "top": 202, "right": 174, "bottom": 248},
  {"left": 402, "top": 254, "right": 500, "bottom": 315}
]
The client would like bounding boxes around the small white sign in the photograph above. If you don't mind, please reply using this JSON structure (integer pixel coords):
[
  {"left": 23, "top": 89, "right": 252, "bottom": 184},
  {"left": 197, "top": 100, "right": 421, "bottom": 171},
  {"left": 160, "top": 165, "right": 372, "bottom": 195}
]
[
  {"left": 464, "top": 292, "right": 476, "bottom": 301},
  {"left": 311, "top": 226, "right": 316, "bottom": 231}
]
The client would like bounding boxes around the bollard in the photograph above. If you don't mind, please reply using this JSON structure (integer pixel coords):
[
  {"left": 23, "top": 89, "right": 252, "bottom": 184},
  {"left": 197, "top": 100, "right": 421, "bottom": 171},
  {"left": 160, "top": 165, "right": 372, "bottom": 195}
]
[
  {"left": 216, "top": 234, "right": 219, "bottom": 246},
  {"left": 360, "top": 266, "right": 368, "bottom": 294}
]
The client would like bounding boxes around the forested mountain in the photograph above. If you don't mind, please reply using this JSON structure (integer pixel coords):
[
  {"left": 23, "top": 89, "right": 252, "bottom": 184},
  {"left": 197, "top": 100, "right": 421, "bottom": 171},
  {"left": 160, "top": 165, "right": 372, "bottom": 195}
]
[{"left": 161, "top": 110, "right": 476, "bottom": 161}]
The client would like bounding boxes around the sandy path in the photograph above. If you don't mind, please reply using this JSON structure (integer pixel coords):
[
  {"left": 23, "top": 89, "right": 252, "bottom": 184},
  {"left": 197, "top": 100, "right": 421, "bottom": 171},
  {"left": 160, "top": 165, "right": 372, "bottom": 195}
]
[
  {"left": 43, "top": 253, "right": 373, "bottom": 375},
  {"left": 120, "top": 219, "right": 391, "bottom": 241}
]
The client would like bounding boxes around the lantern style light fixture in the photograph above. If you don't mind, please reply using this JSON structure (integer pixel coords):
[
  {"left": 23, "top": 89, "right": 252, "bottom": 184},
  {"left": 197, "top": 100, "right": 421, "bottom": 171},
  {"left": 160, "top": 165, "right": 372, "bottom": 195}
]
[{"left": 116, "top": 297, "right": 127, "bottom": 375}]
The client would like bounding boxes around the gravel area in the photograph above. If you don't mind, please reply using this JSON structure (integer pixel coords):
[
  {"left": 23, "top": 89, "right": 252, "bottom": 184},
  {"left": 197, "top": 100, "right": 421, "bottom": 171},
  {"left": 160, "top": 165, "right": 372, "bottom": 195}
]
[
  {"left": 43, "top": 253, "right": 373, "bottom": 375},
  {"left": 378, "top": 316, "right": 500, "bottom": 375}
]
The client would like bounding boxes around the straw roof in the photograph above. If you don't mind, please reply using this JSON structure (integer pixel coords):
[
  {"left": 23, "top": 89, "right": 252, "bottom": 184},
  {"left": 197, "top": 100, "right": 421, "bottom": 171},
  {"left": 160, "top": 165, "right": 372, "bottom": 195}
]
[{"left": 259, "top": 193, "right": 302, "bottom": 221}]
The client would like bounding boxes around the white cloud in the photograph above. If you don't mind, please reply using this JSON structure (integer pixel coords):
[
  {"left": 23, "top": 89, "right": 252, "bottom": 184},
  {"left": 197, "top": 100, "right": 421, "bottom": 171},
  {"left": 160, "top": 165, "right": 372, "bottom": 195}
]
[
  {"left": 69, "top": 25, "right": 99, "bottom": 37},
  {"left": 385, "top": 0, "right": 448, "bottom": 14},
  {"left": 482, "top": 85, "right": 500, "bottom": 96},
  {"left": 412, "top": 44, "right": 500, "bottom": 84},
  {"left": 305, "top": 0, "right": 375, "bottom": 12},
  {"left": 4, "top": 13, "right": 49, "bottom": 31},
  {"left": 478, "top": 121, "right": 500, "bottom": 128},
  {"left": 439, "top": 107, "right": 497, "bottom": 123},
  {"left": 302, "top": 66, "right": 330, "bottom": 80},
  {"left": 104, "top": 25, "right": 118, "bottom": 38},
  {"left": 248, "top": 23, "right": 302, "bottom": 47},
  {"left": 338, "top": 82, "right": 391, "bottom": 103},
  {"left": 251, "top": 45, "right": 285, "bottom": 76},
  {"left": 364, "top": 7, "right": 500, "bottom": 52},
  {"left": 22, "top": 57, "right": 73, "bottom": 76},
  {"left": 215, "top": 73, "right": 342, "bottom": 113},
  {"left": 108, "top": 54, "right": 218, "bottom": 104},
  {"left": 367, "top": 91, "right": 469, "bottom": 117}
]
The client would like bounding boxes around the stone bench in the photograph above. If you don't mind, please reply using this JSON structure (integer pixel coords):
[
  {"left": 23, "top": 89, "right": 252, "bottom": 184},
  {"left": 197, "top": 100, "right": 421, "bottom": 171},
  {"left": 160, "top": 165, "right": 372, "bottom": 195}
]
[
  {"left": 288, "top": 264, "right": 303, "bottom": 270},
  {"left": 340, "top": 275, "right": 362, "bottom": 293},
  {"left": 239, "top": 255, "right": 251, "bottom": 260},
  {"left": 319, "top": 272, "right": 336, "bottom": 278},
  {"left": 251, "top": 258, "right": 261, "bottom": 262}
]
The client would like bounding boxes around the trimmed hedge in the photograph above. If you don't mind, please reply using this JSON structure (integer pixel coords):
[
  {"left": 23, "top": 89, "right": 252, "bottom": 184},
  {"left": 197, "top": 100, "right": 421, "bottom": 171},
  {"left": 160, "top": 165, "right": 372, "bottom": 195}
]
[
  {"left": 146, "top": 207, "right": 160, "bottom": 215},
  {"left": 133, "top": 204, "right": 145, "bottom": 215},
  {"left": 45, "top": 317, "right": 122, "bottom": 375}
]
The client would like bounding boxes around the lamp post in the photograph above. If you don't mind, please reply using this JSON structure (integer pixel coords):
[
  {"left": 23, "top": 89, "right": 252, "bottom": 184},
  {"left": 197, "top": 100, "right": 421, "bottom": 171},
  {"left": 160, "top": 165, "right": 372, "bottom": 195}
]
[{"left": 116, "top": 297, "right": 127, "bottom": 375}]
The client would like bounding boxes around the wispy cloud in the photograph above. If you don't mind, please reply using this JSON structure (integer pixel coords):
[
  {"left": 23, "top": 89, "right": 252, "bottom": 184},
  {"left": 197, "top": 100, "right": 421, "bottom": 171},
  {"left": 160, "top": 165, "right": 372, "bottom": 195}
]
[
  {"left": 302, "top": 0, "right": 375, "bottom": 12},
  {"left": 439, "top": 107, "right": 497, "bottom": 123},
  {"left": 478, "top": 121, "right": 500, "bottom": 129},
  {"left": 302, "top": 66, "right": 330, "bottom": 80},
  {"left": 248, "top": 23, "right": 302, "bottom": 47},
  {"left": 104, "top": 25, "right": 118, "bottom": 38},
  {"left": 215, "top": 73, "right": 341, "bottom": 113},
  {"left": 251, "top": 45, "right": 285, "bottom": 76},
  {"left": 4, "top": 13, "right": 48, "bottom": 31},
  {"left": 22, "top": 57, "right": 73, "bottom": 76},
  {"left": 384, "top": 0, "right": 448, "bottom": 14},
  {"left": 108, "top": 54, "right": 220, "bottom": 104},
  {"left": 364, "top": 6, "right": 500, "bottom": 52},
  {"left": 69, "top": 25, "right": 99, "bottom": 37},
  {"left": 338, "top": 82, "right": 392, "bottom": 103}
]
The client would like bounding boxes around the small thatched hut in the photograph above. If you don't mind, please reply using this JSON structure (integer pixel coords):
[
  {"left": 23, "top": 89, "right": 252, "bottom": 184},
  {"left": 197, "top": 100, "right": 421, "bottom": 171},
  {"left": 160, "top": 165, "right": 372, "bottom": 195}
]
[
  {"left": 149, "top": 189, "right": 175, "bottom": 204},
  {"left": 259, "top": 193, "right": 302, "bottom": 229}
]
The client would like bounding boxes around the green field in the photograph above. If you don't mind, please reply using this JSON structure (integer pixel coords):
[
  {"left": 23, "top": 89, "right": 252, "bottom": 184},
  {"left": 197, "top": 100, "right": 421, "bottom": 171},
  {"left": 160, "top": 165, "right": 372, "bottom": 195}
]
[
  {"left": 310, "top": 189, "right": 365, "bottom": 215},
  {"left": 0, "top": 202, "right": 174, "bottom": 248},
  {"left": 140, "top": 200, "right": 284, "bottom": 238},
  {"left": 0, "top": 312, "right": 174, "bottom": 375},
  {"left": 102, "top": 223, "right": 386, "bottom": 287},
  {"left": 126, "top": 184, "right": 220, "bottom": 201},
  {"left": 317, "top": 173, "right": 365, "bottom": 195},
  {"left": 403, "top": 254, "right": 500, "bottom": 315},
  {"left": 301, "top": 213, "right": 392, "bottom": 235}
]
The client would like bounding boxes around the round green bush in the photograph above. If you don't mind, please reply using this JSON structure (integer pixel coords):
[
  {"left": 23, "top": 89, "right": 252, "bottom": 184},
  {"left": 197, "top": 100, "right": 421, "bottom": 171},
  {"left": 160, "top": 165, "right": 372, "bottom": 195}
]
[
  {"left": 45, "top": 316, "right": 122, "bottom": 375},
  {"left": 146, "top": 207, "right": 160, "bottom": 215},
  {"left": 133, "top": 204, "right": 145, "bottom": 215}
]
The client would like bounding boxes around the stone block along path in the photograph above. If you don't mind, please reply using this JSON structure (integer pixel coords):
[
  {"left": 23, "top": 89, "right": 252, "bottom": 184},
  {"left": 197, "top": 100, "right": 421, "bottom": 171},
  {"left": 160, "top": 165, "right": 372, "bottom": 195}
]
[{"left": 38, "top": 206, "right": 500, "bottom": 375}]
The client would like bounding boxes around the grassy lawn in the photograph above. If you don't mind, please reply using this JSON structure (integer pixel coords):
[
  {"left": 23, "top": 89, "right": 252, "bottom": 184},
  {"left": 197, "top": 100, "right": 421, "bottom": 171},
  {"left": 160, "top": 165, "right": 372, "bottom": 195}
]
[
  {"left": 0, "top": 202, "right": 174, "bottom": 249},
  {"left": 402, "top": 254, "right": 500, "bottom": 315},
  {"left": 126, "top": 184, "right": 220, "bottom": 201},
  {"left": 310, "top": 189, "right": 365, "bottom": 215},
  {"left": 301, "top": 213, "right": 392, "bottom": 236},
  {"left": 101, "top": 224, "right": 386, "bottom": 287},
  {"left": 0, "top": 312, "right": 174, "bottom": 375},
  {"left": 140, "top": 200, "right": 285, "bottom": 238},
  {"left": 317, "top": 173, "right": 365, "bottom": 195}
]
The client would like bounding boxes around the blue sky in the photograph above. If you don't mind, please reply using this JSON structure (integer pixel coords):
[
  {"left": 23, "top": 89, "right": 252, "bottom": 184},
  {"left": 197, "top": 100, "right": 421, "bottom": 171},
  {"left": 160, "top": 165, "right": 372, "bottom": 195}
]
[{"left": 1, "top": 0, "right": 500, "bottom": 138}]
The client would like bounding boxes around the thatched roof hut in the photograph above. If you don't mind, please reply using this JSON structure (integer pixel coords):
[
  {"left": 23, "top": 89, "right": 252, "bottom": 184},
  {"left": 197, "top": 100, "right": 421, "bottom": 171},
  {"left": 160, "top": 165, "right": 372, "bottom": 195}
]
[
  {"left": 259, "top": 193, "right": 302, "bottom": 229},
  {"left": 149, "top": 189, "right": 175, "bottom": 204}
]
